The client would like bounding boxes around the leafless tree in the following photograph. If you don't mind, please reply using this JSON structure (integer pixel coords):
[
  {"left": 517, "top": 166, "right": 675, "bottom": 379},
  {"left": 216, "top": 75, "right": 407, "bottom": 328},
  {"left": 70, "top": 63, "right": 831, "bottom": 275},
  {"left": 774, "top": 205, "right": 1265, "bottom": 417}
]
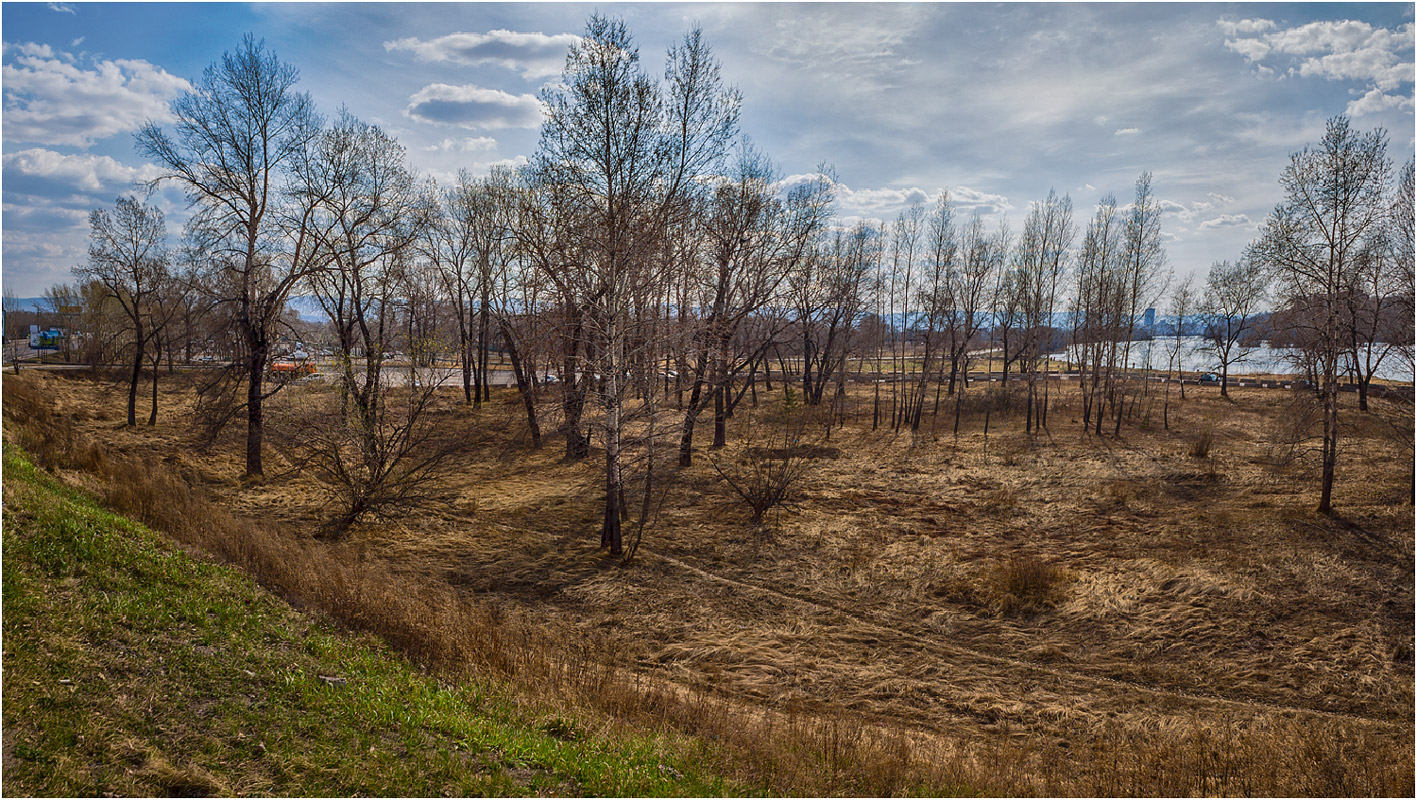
[
  {"left": 76, "top": 195, "right": 171, "bottom": 426},
  {"left": 1014, "top": 190, "right": 1075, "bottom": 433},
  {"left": 1111, "top": 172, "right": 1168, "bottom": 434},
  {"left": 676, "top": 144, "right": 832, "bottom": 465},
  {"left": 1199, "top": 257, "right": 1268, "bottom": 397},
  {"left": 138, "top": 34, "right": 321, "bottom": 478},
  {"left": 1162, "top": 274, "right": 1195, "bottom": 427},
  {"left": 1388, "top": 159, "right": 1415, "bottom": 380},
  {"left": 534, "top": 15, "right": 739, "bottom": 555},
  {"left": 1251, "top": 115, "right": 1391, "bottom": 513}
]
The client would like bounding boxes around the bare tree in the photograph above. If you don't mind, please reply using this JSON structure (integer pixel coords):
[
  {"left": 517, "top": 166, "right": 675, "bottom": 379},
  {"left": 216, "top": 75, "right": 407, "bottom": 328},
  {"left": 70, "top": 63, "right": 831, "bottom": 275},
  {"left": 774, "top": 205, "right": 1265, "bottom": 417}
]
[
  {"left": 1339, "top": 182, "right": 1409, "bottom": 409},
  {"left": 534, "top": 16, "right": 738, "bottom": 555},
  {"left": 1111, "top": 172, "right": 1168, "bottom": 434},
  {"left": 1199, "top": 257, "right": 1268, "bottom": 397},
  {"left": 1251, "top": 115, "right": 1391, "bottom": 513},
  {"left": 76, "top": 195, "right": 171, "bottom": 426},
  {"left": 138, "top": 34, "right": 321, "bottom": 479},
  {"left": 1014, "top": 190, "right": 1074, "bottom": 433},
  {"left": 421, "top": 171, "right": 482, "bottom": 405},
  {"left": 1162, "top": 274, "right": 1195, "bottom": 427},
  {"left": 676, "top": 144, "right": 831, "bottom": 465}
]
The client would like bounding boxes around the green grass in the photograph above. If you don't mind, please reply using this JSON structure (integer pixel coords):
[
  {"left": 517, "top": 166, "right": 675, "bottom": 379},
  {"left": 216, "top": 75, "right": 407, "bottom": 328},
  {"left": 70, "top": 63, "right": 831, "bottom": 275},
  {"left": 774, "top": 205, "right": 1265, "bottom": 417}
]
[{"left": 1, "top": 443, "right": 743, "bottom": 797}]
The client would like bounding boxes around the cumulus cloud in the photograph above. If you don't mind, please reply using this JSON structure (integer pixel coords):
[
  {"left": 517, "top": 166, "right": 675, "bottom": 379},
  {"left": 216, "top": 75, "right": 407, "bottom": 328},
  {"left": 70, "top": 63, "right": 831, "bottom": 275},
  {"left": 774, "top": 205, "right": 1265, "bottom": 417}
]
[
  {"left": 422, "top": 136, "right": 499, "bottom": 153},
  {"left": 404, "top": 83, "right": 542, "bottom": 129},
  {"left": 1218, "top": 18, "right": 1275, "bottom": 37},
  {"left": 1159, "top": 192, "right": 1237, "bottom": 223},
  {"left": 3, "top": 148, "right": 165, "bottom": 194},
  {"left": 2, "top": 44, "right": 190, "bottom": 147},
  {"left": 385, "top": 30, "right": 579, "bottom": 80},
  {"left": 1346, "top": 86, "right": 1415, "bottom": 116},
  {"left": 1222, "top": 18, "right": 1414, "bottom": 115},
  {"left": 1198, "top": 213, "right": 1251, "bottom": 230},
  {"left": 424, "top": 155, "right": 530, "bottom": 185},
  {"left": 780, "top": 173, "right": 1011, "bottom": 220},
  {"left": 950, "top": 186, "right": 1013, "bottom": 214}
]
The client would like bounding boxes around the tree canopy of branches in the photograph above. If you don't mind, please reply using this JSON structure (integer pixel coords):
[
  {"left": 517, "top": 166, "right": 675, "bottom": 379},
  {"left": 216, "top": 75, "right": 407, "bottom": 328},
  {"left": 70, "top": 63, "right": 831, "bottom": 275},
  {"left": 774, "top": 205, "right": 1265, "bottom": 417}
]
[
  {"left": 138, "top": 33, "right": 321, "bottom": 479},
  {"left": 533, "top": 15, "right": 740, "bottom": 555},
  {"left": 1250, "top": 115, "right": 1392, "bottom": 513},
  {"left": 1199, "top": 257, "right": 1268, "bottom": 397},
  {"left": 76, "top": 195, "right": 171, "bottom": 427}
]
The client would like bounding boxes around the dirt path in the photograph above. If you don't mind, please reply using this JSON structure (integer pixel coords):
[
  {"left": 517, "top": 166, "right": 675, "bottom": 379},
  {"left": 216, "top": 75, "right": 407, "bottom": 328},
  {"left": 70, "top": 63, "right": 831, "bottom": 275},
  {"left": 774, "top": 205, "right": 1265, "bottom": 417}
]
[{"left": 641, "top": 547, "right": 1403, "bottom": 728}]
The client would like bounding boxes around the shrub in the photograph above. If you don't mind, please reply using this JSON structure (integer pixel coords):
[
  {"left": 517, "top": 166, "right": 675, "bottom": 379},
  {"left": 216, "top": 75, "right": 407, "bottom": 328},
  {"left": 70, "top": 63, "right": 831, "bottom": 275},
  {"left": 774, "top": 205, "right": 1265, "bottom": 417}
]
[{"left": 709, "top": 411, "right": 818, "bottom": 526}]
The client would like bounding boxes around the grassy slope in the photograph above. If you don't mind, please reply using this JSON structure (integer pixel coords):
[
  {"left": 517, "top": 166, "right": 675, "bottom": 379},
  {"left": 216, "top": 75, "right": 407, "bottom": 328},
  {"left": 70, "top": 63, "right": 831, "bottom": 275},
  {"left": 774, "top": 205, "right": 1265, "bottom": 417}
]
[{"left": 0, "top": 444, "right": 740, "bottom": 797}]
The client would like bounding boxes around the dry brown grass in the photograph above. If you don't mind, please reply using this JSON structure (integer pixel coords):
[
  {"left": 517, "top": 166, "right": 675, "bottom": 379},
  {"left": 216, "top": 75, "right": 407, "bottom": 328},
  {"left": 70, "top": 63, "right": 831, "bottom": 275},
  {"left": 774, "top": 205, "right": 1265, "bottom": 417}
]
[
  {"left": 4, "top": 369, "right": 1413, "bottom": 796},
  {"left": 986, "top": 555, "right": 1070, "bottom": 616},
  {"left": 1190, "top": 427, "right": 1216, "bottom": 458}
]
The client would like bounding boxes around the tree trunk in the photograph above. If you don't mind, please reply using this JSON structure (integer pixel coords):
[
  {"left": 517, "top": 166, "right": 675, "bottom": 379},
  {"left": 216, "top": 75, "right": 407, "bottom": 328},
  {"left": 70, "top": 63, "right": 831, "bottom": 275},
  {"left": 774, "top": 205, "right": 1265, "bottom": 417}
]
[
  {"left": 602, "top": 368, "right": 624, "bottom": 556},
  {"left": 127, "top": 328, "right": 144, "bottom": 427},
  {"left": 148, "top": 337, "right": 161, "bottom": 426},
  {"left": 502, "top": 326, "right": 541, "bottom": 448},
  {"left": 712, "top": 384, "right": 726, "bottom": 448},
  {"left": 245, "top": 343, "right": 266, "bottom": 479}
]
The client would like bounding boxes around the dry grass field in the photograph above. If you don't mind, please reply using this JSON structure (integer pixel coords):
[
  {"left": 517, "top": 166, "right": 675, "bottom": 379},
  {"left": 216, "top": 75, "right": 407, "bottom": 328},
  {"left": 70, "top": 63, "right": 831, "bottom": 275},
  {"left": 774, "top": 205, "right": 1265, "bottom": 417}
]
[{"left": 5, "top": 367, "right": 1413, "bottom": 795}]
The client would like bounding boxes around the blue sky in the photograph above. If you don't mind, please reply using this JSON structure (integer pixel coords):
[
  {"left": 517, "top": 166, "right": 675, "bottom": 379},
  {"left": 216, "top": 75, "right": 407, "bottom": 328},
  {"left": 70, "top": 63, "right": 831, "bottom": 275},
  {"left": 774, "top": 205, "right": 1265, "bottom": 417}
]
[{"left": 3, "top": 1, "right": 1413, "bottom": 296}]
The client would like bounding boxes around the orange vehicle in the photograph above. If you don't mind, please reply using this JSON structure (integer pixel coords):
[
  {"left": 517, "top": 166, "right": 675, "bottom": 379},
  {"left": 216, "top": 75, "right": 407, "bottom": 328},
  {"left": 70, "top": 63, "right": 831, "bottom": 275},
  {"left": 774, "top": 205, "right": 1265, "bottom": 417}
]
[{"left": 269, "top": 361, "right": 316, "bottom": 378}]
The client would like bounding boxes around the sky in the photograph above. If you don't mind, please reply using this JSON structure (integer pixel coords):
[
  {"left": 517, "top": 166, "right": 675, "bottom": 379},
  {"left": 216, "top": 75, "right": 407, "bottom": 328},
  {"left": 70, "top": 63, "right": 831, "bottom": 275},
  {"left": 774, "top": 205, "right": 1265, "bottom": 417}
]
[{"left": 2, "top": 1, "right": 1414, "bottom": 297}]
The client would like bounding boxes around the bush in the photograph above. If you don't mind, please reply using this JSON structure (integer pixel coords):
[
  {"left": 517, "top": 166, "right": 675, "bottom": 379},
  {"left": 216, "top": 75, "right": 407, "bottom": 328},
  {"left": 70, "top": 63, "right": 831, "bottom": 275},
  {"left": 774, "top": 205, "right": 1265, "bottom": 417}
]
[{"left": 709, "top": 411, "right": 819, "bottom": 526}]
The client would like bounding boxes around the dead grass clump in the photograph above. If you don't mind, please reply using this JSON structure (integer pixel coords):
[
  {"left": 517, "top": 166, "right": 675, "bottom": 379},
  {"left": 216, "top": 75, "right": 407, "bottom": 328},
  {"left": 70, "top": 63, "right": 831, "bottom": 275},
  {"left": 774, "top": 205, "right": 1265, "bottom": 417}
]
[
  {"left": 1095, "top": 479, "right": 1139, "bottom": 508},
  {"left": 986, "top": 555, "right": 1070, "bottom": 616},
  {"left": 981, "top": 484, "right": 1019, "bottom": 515},
  {"left": 1190, "top": 428, "right": 1215, "bottom": 459}
]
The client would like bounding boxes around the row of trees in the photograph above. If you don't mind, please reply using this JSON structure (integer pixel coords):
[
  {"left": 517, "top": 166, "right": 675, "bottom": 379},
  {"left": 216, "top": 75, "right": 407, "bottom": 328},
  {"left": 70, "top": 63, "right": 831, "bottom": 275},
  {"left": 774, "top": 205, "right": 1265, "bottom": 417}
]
[{"left": 59, "top": 22, "right": 1413, "bottom": 543}]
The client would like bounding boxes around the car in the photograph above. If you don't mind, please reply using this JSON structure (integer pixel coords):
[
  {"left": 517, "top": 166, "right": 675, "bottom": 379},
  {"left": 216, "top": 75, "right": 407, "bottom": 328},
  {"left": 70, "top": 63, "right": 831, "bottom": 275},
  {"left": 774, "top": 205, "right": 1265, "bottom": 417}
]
[{"left": 1196, "top": 372, "right": 1220, "bottom": 383}]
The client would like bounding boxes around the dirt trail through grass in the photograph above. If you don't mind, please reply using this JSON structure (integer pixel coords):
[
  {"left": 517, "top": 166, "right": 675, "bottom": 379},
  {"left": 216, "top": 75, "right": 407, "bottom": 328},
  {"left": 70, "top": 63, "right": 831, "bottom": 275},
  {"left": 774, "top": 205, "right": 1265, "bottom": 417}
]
[{"left": 639, "top": 546, "right": 1400, "bottom": 727}]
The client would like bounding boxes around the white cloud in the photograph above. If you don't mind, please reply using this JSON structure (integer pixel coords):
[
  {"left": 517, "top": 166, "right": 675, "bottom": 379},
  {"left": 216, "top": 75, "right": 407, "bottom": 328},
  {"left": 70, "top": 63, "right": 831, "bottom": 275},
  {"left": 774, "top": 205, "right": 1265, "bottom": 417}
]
[
  {"left": 1223, "top": 19, "right": 1414, "bottom": 113},
  {"left": 385, "top": 30, "right": 579, "bottom": 80},
  {"left": 3, "top": 148, "right": 165, "bottom": 193},
  {"left": 950, "top": 185, "right": 1013, "bottom": 214},
  {"left": 1114, "top": 127, "right": 1141, "bottom": 136},
  {"left": 47, "top": 3, "right": 74, "bottom": 14},
  {"left": 1198, "top": 213, "right": 1251, "bottom": 230},
  {"left": 2, "top": 45, "right": 190, "bottom": 148},
  {"left": 1346, "top": 86, "right": 1415, "bottom": 116},
  {"left": 1159, "top": 192, "right": 1237, "bottom": 223},
  {"left": 403, "top": 83, "right": 542, "bottom": 129},
  {"left": 1224, "top": 38, "right": 1272, "bottom": 62},
  {"left": 424, "top": 155, "right": 530, "bottom": 185},
  {"left": 792, "top": 175, "right": 1011, "bottom": 220},
  {"left": 422, "top": 136, "right": 499, "bottom": 153},
  {"left": 1218, "top": 18, "right": 1275, "bottom": 37}
]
